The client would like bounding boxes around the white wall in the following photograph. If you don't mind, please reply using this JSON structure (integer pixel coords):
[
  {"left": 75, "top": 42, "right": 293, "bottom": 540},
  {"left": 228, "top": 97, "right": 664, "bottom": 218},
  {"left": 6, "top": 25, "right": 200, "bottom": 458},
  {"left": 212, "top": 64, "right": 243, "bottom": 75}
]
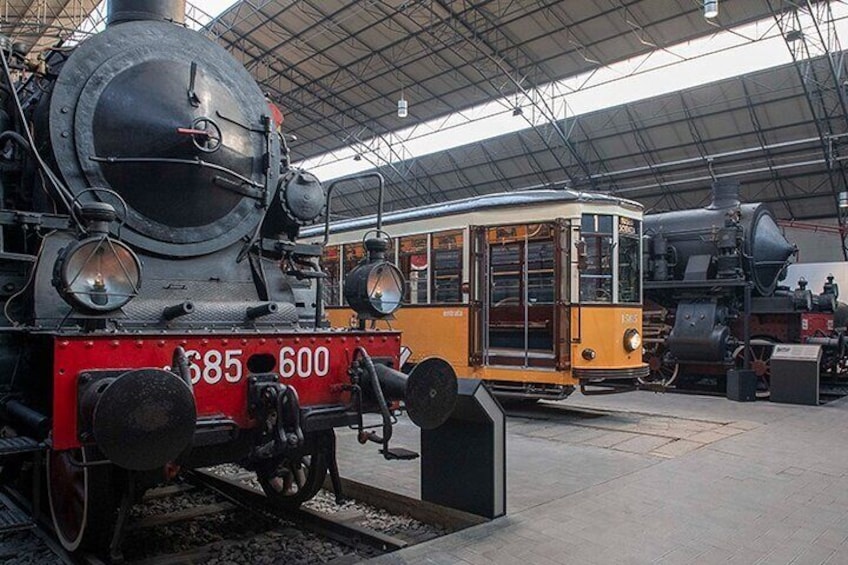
[{"left": 781, "top": 219, "right": 845, "bottom": 263}]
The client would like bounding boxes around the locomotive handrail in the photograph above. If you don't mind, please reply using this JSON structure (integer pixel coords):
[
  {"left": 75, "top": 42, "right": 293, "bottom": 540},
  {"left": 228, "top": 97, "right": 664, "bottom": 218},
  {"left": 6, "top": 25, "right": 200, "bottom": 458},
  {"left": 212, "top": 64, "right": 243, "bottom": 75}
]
[
  {"left": 89, "top": 155, "right": 263, "bottom": 189},
  {"left": 322, "top": 172, "right": 385, "bottom": 246},
  {"left": 315, "top": 173, "right": 385, "bottom": 328}
]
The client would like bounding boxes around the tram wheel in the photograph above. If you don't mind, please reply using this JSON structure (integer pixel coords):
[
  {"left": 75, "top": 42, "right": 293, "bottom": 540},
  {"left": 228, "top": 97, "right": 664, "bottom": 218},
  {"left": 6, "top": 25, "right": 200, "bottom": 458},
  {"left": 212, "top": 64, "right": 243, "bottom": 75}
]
[
  {"left": 733, "top": 337, "right": 778, "bottom": 397},
  {"left": 257, "top": 434, "right": 330, "bottom": 510},
  {"left": 47, "top": 447, "right": 118, "bottom": 552}
]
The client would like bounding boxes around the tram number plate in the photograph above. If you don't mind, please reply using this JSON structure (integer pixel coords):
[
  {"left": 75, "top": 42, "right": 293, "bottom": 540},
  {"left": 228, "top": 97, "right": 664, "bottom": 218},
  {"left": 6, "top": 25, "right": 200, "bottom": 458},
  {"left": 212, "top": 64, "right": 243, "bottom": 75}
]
[{"left": 181, "top": 346, "right": 331, "bottom": 385}]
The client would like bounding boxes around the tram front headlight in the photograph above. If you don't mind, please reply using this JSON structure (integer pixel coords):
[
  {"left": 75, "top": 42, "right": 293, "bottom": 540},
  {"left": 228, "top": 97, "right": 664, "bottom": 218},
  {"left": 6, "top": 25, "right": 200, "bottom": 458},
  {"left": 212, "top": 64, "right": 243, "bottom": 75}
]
[
  {"left": 623, "top": 328, "right": 642, "bottom": 352},
  {"left": 343, "top": 237, "right": 404, "bottom": 318}
]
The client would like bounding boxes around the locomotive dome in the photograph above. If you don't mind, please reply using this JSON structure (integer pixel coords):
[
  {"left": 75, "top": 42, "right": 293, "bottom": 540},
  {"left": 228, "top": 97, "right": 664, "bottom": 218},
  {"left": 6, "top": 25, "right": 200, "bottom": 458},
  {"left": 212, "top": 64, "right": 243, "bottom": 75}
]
[{"left": 35, "top": 0, "right": 280, "bottom": 256}]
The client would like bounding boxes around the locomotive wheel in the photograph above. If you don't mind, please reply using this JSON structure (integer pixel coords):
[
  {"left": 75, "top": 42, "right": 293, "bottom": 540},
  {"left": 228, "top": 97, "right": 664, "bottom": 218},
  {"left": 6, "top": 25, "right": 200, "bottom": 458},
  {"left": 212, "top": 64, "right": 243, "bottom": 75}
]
[
  {"left": 733, "top": 337, "right": 778, "bottom": 397},
  {"left": 257, "top": 434, "right": 330, "bottom": 510},
  {"left": 47, "top": 447, "right": 117, "bottom": 552},
  {"left": 639, "top": 343, "right": 679, "bottom": 387}
]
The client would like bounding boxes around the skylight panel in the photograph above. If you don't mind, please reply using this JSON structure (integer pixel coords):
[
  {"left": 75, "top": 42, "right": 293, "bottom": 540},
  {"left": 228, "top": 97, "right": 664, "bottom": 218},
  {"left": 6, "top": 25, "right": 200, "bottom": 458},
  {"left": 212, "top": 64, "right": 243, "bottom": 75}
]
[{"left": 294, "top": 8, "right": 848, "bottom": 183}]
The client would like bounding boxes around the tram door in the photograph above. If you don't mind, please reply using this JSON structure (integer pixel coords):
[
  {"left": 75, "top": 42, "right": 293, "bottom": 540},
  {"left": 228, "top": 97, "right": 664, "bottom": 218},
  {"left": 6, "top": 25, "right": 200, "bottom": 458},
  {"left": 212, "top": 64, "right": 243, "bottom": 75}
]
[{"left": 471, "top": 222, "right": 568, "bottom": 369}]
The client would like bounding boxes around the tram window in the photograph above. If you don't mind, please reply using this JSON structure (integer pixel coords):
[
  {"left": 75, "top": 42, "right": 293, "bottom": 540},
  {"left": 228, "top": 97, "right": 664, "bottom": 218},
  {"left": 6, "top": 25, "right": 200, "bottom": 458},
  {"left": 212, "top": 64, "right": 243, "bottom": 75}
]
[
  {"left": 322, "top": 246, "right": 341, "bottom": 306},
  {"left": 432, "top": 230, "right": 463, "bottom": 303},
  {"left": 490, "top": 244, "right": 521, "bottom": 305},
  {"left": 580, "top": 214, "right": 613, "bottom": 303},
  {"left": 342, "top": 243, "right": 365, "bottom": 306},
  {"left": 399, "top": 235, "right": 429, "bottom": 304},
  {"left": 618, "top": 217, "right": 641, "bottom": 303},
  {"left": 527, "top": 240, "right": 555, "bottom": 304}
]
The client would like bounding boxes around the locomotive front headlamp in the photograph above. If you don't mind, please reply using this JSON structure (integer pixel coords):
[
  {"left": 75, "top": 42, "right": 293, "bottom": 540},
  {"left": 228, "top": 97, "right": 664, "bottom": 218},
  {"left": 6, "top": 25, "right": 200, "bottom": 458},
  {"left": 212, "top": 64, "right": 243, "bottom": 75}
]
[
  {"left": 343, "top": 237, "right": 404, "bottom": 319},
  {"left": 623, "top": 328, "right": 642, "bottom": 352},
  {"left": 55, "top": 236, "right": 142, "bottom": 313},
  {"left": 53, "top": 203, "right": 141, "bottom": 313}
]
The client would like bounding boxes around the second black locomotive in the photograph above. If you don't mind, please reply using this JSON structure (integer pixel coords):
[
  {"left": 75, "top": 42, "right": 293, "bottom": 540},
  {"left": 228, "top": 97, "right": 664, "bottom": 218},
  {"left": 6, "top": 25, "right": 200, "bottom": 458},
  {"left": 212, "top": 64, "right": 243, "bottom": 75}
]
[{"left": 641, "top": 180, "right": 843, "bottom": 389}]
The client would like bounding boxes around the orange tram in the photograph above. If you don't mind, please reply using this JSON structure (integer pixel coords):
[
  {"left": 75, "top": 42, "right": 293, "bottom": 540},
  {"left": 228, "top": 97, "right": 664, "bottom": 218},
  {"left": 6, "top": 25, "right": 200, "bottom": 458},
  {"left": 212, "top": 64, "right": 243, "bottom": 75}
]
[{"left": 308, "top": 190, "right": 648, "bottom": 401}]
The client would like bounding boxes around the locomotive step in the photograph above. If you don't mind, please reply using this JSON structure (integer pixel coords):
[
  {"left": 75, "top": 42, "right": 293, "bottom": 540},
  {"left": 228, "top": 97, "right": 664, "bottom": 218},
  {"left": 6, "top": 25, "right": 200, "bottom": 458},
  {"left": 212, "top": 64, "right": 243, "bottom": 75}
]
[
  {"left": 0, "top": 491, "right": 32, "bottom": 534},
  {"left": 0, "top": 436, "right": 42, "bottom": 458},
  {"left": 381, "top": 447, "right": 420, "bottom": 460}
]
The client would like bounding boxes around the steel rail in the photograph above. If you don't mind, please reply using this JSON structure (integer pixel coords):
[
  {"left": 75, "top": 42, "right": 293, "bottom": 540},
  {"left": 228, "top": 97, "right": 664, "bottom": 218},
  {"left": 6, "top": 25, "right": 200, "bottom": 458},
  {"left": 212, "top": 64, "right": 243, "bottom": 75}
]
[{"left": 185, "top": 469, "right": 408, "bottom": 554}]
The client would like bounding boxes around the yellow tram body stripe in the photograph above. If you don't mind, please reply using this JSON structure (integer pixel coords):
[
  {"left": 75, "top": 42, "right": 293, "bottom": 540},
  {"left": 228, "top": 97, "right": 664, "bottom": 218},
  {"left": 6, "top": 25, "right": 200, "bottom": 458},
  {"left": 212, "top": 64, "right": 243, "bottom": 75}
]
[
  {"left": 327, "top": 304, "right": 645, "bottom": 387},
  {"left": 326, "top": 306, "right": 470, "bottom": 372}
]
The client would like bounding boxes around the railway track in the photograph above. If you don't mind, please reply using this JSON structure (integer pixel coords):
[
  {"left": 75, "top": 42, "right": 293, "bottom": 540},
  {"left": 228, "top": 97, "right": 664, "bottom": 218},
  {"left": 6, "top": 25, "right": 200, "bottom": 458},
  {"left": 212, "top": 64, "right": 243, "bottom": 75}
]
[
  {"left": 185, "top": 469, "right": 409, "bottom": 556},
  {"left": 1, "top": 465, "right": 476, "bottom": 564}
]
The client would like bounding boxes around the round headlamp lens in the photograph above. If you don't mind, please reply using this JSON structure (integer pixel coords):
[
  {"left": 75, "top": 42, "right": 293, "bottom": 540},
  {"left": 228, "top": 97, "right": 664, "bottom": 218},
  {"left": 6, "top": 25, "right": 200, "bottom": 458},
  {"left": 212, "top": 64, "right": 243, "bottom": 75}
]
[
  {"left": 343, "top": 259, "right": 404, "bottom": 319},
  {"left": 58, "top": 237, "right": 141, "bottom": 312},
  {"left": 623, "top": 328, "right": 642, "bottom": 352},
  {"left": 366, "top": 262, "right": 403, "bottom": 315}
]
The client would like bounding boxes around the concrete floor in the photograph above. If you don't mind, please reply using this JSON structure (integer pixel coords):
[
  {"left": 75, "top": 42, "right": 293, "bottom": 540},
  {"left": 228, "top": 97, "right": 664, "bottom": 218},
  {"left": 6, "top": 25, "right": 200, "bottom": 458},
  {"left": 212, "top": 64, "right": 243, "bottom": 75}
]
[{"left": 335, "top": 390, "right": 848, "bottom": 564}]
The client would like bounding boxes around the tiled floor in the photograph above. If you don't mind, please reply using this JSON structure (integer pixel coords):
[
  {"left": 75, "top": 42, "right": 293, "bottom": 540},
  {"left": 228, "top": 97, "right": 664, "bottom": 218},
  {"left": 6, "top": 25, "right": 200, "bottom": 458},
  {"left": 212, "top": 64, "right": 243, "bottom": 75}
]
[{"left": 334, "top": 390, "right": 848, "bottom": 564}]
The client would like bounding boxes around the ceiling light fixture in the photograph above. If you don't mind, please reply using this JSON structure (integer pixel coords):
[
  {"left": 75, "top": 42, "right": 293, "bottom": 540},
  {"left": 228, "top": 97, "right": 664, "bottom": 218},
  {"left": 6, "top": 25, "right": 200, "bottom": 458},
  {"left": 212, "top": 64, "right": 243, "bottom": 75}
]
[
  {"left": 704, "top": 0, "right": 718, "bottom": 19},
  {"left": 397, "top": 95, "right": 408, "bottom": 118}
]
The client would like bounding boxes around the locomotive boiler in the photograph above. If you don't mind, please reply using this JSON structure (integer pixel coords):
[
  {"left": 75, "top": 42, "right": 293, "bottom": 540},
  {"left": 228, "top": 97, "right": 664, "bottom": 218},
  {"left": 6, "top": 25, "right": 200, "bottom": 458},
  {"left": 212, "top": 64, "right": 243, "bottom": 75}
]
[
  {"left": 642, "top": 180, "right": 842, "bottom": 388},
  {"left": 0, "top": 0, "right": 457, "bottom": 557}
]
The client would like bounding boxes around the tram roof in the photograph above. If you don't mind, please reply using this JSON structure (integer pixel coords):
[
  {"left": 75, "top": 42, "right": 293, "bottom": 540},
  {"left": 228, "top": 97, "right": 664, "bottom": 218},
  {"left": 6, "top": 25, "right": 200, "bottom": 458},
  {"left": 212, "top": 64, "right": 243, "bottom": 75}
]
[{"left": 302, "top": 189, "right": 643, "bottom": 238}]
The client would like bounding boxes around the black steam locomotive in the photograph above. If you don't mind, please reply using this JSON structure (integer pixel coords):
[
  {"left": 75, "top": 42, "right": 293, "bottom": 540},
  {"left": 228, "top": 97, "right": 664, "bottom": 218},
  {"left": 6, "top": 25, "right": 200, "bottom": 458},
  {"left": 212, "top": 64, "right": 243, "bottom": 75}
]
[
  {"left": 641, "top": 180, "right": 843, "bottom": 389},
  {"left": 0, "top": 0, "right": 456, "bottom": 557}
]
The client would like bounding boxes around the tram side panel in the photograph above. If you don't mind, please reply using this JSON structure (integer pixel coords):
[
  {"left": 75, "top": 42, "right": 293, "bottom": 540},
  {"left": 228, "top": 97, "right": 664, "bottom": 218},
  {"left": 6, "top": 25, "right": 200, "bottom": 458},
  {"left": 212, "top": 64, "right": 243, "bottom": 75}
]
[
  {"left": 321, "top": 207, "right": 648, "bottom": 400},
  {"left": 325, "top": 306, "right": 471, "bottom": 373}
]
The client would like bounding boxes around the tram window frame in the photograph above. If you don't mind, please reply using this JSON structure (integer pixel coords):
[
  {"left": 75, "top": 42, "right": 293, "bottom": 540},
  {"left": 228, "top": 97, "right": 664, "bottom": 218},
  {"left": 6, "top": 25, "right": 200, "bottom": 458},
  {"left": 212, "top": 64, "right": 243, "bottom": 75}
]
[
  {"left": 431, "top": 229, "right": 464, "bottom": 304},
  {"left": 617, "top": 217, "right": 642, "bottom": 304},
  {"left": 398, "top": 235, "right": 430, "bottom": 305},
  {"left": 322, "top": 245, "right": 342, "bottom": 306},
  {"left": 489, "top": 242, "right": 522, "bottom": 306},
  {"left": 487, "top": 223, "right": 555, "bottom": 308},
  {"left": 526, "top": 238, "right": 555, "bottom": 305},
  {"left": 579, "top": 214, "right": 614, "bottom": 304}
]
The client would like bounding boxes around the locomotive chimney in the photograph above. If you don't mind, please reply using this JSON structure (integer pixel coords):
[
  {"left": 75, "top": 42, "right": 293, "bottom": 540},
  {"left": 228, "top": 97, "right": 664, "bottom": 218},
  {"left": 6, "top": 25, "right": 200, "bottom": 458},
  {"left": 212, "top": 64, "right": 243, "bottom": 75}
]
[
  {"left": 107, "top": 0, "right": 186, "bottom": 26},
  {"left": 707, "top": 180, "right": 741, "bottom": 210}
]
